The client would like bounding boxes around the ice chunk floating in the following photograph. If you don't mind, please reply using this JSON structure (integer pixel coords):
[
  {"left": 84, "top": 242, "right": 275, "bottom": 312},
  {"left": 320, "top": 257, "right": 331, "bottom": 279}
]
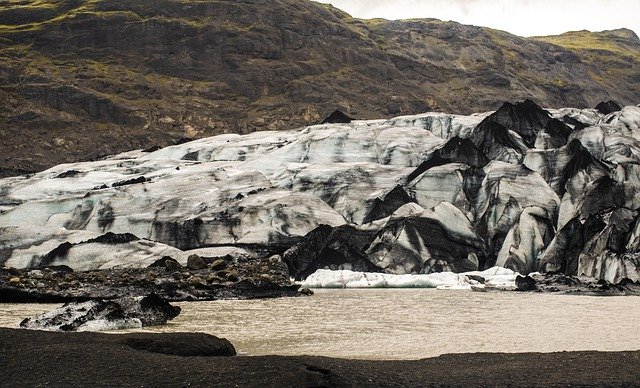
[{"left": 301, "top": 267, "right": 518, "bottom": 290}]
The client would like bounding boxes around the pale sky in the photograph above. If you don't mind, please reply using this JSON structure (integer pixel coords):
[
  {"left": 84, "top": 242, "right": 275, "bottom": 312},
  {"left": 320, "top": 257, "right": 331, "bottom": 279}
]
[{"left": 317, "top": 0, "right": 640, "bottom": 37}]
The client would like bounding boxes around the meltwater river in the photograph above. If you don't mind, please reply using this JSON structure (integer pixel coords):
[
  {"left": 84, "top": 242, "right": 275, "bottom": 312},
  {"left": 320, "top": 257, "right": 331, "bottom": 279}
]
[{"left": 2, "top": 289, "right": 639, "bottom": 360}]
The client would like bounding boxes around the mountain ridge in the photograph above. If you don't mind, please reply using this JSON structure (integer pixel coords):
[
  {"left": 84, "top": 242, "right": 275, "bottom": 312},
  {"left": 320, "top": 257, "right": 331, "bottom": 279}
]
[{"left": 1, "top": 0, "right": 639, "bottom": 175}]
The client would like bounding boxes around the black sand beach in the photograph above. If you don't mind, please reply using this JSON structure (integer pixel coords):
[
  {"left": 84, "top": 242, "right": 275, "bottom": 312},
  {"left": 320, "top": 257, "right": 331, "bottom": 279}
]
[{"left": 1, "top": 328, "right": 639, "bottom": 387}]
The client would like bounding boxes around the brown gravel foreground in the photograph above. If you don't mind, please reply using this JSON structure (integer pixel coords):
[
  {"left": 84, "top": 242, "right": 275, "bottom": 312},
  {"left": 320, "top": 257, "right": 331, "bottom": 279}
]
[{"left": 1, "top": 328, "right": 639, "bottom": 387}]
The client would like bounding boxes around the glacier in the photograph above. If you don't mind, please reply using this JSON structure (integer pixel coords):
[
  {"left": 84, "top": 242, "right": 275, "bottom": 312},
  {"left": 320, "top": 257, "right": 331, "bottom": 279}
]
[{"left": 1, "top": 100, "right": 640, "bottom": 285}]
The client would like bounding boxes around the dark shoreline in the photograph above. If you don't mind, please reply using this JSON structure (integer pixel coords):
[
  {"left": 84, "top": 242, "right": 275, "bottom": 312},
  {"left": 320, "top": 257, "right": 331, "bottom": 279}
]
[{"left": 1, "top": 328, "right": 639, "bottom": 387}]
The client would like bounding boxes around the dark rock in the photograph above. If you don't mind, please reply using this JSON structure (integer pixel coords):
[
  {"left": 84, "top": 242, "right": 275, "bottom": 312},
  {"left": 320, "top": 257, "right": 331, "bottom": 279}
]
[
  {"left": 166, "top": 257, "right": 183, "bottom": 271},
  {"left": 86, "top": 232, "right": 140, "bottom": 245},
  {"left": 186, "top": 254, "right": 207, "bottom": 271},
  {"left": 363, "top": 185, "right": 415, "bottom": 224},
  {"left": 300, "top": 288, "right": 314, "bottom": 295},
  {"left": 43, "top": 265, "right": 74, "bottom": 273},
  {"left": 217, "top": 279, "right": 300, "bottom": 299},
  {"left": 189, "top": 276, "right": 206, "bottom": 286},
  {"left": 467, "top": 275, "right": 486, "bottom": 284},
  {"left": 112, "top": 176, "right": 149, "bottom": 188},
  {"left": 225, "top": 270, "right": 240, "bottom": 282},
  {"left": 320, "top": 110, "right": 354, "bottom": 124},
  {"left": 4, "top": 266, "right": 22, "bottom": 276},
  {"left": 515, "top": 275, "right": 537, "bottom": 291},
  {"left": 148, "top": 256, "right": 179, "bottom": 270},
  {"left": 208, "top": 259, "right": 227, "bottom": 271},
  {"left": 55, "top": 170, "right": 81, "bottom": 179},
  {"left": 121, "top": 332, "right": 236, "bottom": 357},
  {"left": 595, "top": 100, "right": 622, "bottom": 115},
  {"left": 142, "top": 145, "right": 162, "bottom": 153},
  {"left": 207, "top": 275, "right": 223, "bottom": 284},
  {"left": 529, "top": 273, "right": 630, "bottom": 295},
  {"left": 19, "top": 294, "right": 180, "bottom": 331}
]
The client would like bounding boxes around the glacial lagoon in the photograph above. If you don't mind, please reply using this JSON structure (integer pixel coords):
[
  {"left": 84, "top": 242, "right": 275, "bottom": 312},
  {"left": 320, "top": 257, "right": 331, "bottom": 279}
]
[{"left": 2, "top": 289, "right": 639, "bottom": 360}]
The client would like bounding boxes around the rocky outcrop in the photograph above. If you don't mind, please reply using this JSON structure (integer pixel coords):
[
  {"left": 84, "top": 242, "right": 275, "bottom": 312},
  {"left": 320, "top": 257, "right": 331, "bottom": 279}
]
[
  {"left": 596, "top": 100, "right": 623, "bottom": 115},
  {"left": 0, "top": 253, "right": 299, "bottom": 302},
  {"left": 515, "top": 273, "right": 640, "bottom": 295},
  {"left": 19, "top": 294, "right": 180, "bottom": 332},
  {"left": 321, "top": 110, "right": 354, "bottom": 124},
  {"left": 1, "top": 1, "right": 639, "bottom": 175}
]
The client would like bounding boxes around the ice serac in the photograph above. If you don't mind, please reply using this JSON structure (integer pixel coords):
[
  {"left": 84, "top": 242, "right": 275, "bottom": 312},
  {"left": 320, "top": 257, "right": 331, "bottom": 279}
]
[
  {"left": 524, "top": 139, "right": 610, "bottom": 195},
  {"left": 406, "top": 163, "right": 476, "bottom": 219},
  {"left": 366, "top": 203, "right": 485, "bottom": 274},
  {"left": 478, "top": 100, "right": 557, "bottom": 148},
  {"left": 362, "top": 185, "right": 414, "bottom": 224},
  {"left": 282, "top": 224, "right": 380, "bottom": 280},
  {"left": 405, "top": 137, "right": 489, "bottom": 183},
  {"left": 539, "top": 207, "right": 640, "bottom": 283},
  {"left": 495, "top": 206, "right": 555, "bottom": 274},
  {"left": 469, "top": 121, "right": 528, "bottom": 164},
  {"left": 469, "top": 100, "right": 569, "bottom": 164},
  {"left": 474, "top": 161, "right": 560, "bottom": 264}
]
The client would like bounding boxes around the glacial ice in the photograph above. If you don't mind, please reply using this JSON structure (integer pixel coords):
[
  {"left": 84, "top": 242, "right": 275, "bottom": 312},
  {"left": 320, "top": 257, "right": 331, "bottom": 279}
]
[
  {"left": 300, "top": 267, "right": 518, "bottom": 290},
  {"left": 1, "top": 102, "right": 640, "bottom": 283}
]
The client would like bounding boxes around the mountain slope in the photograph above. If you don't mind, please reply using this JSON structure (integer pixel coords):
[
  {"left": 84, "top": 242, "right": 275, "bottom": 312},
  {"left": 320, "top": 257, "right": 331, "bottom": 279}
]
[{"left": 1, "top": 0, "right": 639, "bottom": 174}]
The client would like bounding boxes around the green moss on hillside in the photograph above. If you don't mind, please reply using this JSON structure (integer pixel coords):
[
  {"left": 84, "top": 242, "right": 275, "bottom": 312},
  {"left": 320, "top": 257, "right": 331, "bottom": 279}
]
[{"left": 533, "top": 30, "right": 640, "bottom": 60}]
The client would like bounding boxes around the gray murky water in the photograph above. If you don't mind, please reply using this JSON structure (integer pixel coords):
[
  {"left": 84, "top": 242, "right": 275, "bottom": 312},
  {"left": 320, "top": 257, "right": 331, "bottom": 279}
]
[{"left": 1, "top": 289, "right": 639, "bottom": 360}]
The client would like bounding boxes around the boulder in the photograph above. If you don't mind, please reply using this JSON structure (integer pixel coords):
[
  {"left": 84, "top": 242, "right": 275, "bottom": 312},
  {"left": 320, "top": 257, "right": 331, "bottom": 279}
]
[
  {"left": 595, "top": 100, "right": 622, "bottom": 115},
  {"left": 121, "top": 332, "right": 236, "bottom": 357},
  {"left": 515, "top": 275, "right": 537, "bottom": 291},
  {"left": 187, "top": 254, "right": 207, "bottom": 271},
  {"left": 19, "top": 294, "right": 181, "bottom": 332},
  {"left": 320, "top": 110, "right": 354, "bottom": 124},
  {"left": 208, "top": 258, "right": 227, "bottom": 271}
]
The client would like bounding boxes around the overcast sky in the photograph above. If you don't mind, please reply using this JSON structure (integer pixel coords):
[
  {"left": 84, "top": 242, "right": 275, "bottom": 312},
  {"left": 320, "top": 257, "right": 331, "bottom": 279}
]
[{"left": 317, "top": 0, "right": 640, "bottom": 37}]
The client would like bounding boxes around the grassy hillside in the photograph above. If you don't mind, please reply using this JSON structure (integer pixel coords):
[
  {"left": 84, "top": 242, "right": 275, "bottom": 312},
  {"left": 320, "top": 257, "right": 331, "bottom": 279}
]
[{"left": 0, "top": 0, "right": 639, "bottom": 174}]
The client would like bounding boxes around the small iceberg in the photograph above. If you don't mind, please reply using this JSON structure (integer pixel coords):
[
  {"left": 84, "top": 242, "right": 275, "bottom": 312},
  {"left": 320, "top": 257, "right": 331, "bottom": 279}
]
[
  {"left": 19, "top": 294, "right": 181, "bottom": 332},
  {"left": 300, "top": 267, "right": 519, "bottom": 290}
]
